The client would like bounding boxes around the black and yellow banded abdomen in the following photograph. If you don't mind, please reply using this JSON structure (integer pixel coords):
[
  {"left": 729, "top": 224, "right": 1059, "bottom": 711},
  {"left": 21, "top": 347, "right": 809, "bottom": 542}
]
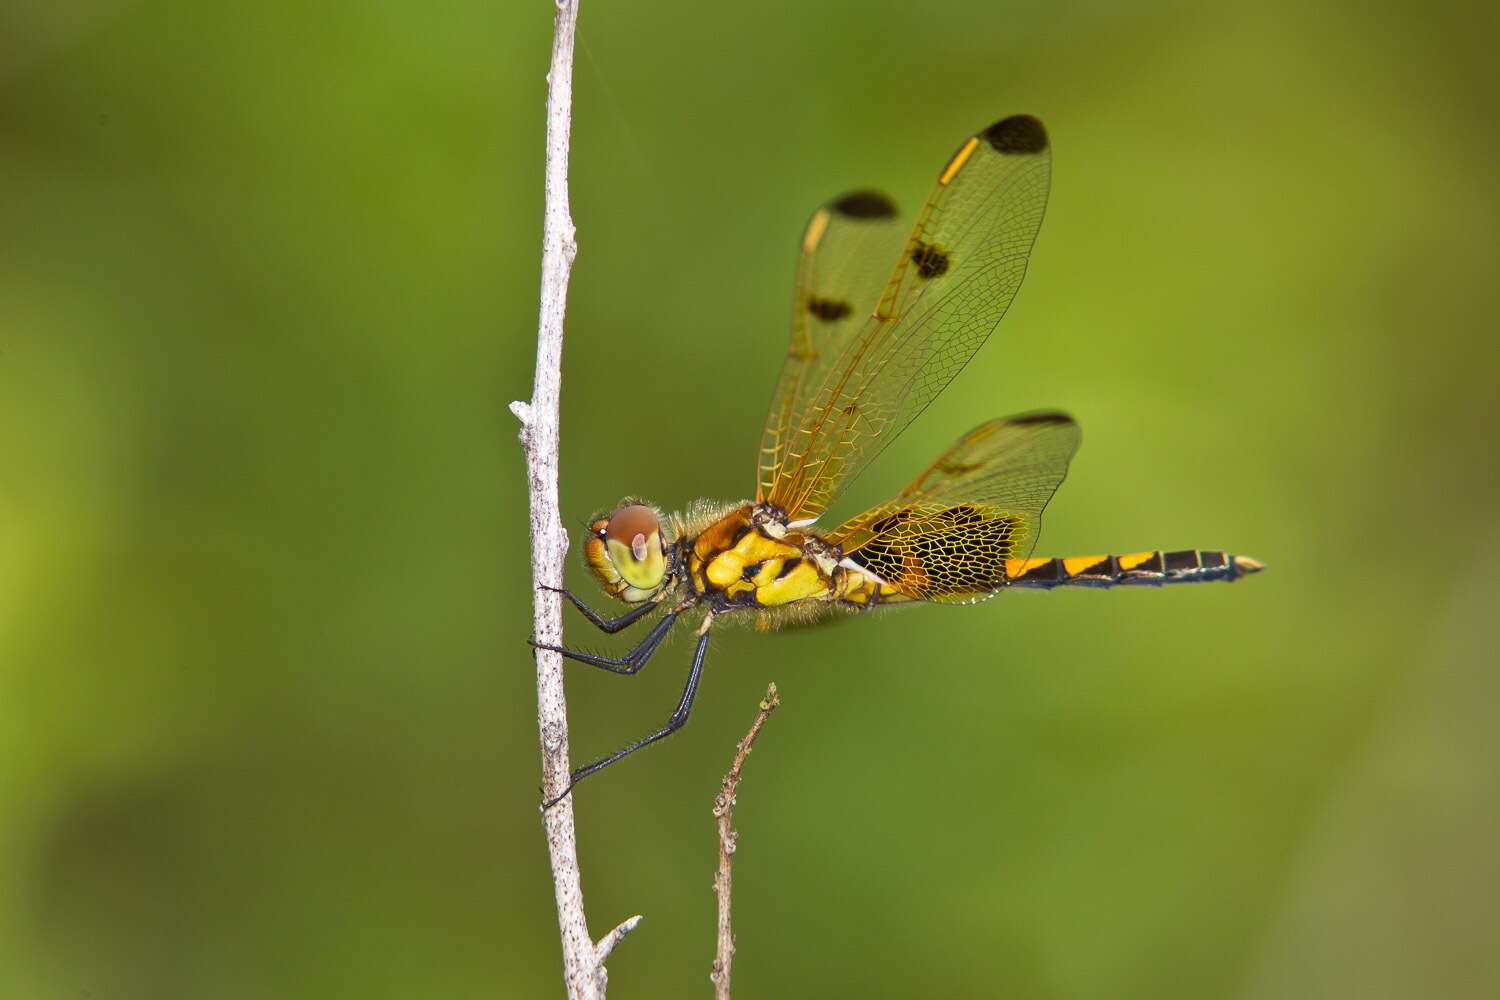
[{"left": 1004, "top": 551, "right": 1263, "bottom": 589}]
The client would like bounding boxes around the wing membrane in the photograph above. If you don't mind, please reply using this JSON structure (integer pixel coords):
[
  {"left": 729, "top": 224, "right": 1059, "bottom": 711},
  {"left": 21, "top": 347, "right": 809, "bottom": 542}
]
[
  {"left": 830, "top": 411, "right": 1080, "bottom": 603},
  {"left": 757, "top": 191, "right": 908, "bottom": 502},
  {"left": 758, "top": 114, "right": 1052, "bottom": 521}
]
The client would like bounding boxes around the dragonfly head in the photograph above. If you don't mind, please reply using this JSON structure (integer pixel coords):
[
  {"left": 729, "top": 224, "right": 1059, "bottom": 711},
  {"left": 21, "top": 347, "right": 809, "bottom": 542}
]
[{"left": 584, "top": 501, "right": 670, "bottom": 603}]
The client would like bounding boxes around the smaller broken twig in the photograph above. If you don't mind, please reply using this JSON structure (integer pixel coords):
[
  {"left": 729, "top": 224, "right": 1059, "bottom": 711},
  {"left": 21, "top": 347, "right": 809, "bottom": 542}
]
[
  {"left": 595, "top": 915, "right": 643, "bottom": 964},
  {"left": 710, "top": 683, "right": 781, "bottom": 999}
]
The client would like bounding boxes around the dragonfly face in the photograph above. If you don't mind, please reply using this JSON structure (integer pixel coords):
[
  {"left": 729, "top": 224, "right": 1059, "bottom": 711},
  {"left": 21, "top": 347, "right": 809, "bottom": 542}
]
[
  {"left": 535, "top": 114, "right": 1262, "bottom": 807},
  {"left": 583, "top": 502, "right": 671, "bottom": 604}
]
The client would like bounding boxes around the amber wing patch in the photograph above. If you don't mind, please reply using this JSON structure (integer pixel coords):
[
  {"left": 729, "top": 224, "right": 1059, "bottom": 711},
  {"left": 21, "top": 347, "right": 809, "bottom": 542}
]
[
  {"left": 832, "top": 412, "right": 1079, "bottom": 602},
  {"left": 851, "top": 504, "right": 1024, "bottom": 598}
]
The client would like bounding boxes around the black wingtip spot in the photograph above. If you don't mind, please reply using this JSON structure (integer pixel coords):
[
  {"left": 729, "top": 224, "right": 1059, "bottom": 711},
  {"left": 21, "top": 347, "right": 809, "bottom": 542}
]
[
  {"left": 984, "top": 115, "right": 1048, "bottom": 154},
  {"left": 832, "top": 190, "right": 898, "bottom": 219},
  {"left": 1007, "top": 411, "right": 1074, "bottom": 426}
]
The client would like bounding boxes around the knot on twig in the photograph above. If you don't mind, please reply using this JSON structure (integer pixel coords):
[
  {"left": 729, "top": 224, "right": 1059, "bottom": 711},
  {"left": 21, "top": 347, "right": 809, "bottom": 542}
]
[{"left": 542, "top": 720, "right": 566, "bottom": 756}]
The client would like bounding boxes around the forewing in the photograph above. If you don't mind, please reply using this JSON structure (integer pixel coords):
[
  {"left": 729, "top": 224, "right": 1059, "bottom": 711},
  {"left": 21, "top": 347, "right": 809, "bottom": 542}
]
[
  {"left": 762, "top": 115, "right": 1052, "bottom": 521},
  {"left": 757, "top": 191, "right": 907, "bottom": 503},
  {"left": 830, "top": 412, "right": 1080, "bottom": 603}
]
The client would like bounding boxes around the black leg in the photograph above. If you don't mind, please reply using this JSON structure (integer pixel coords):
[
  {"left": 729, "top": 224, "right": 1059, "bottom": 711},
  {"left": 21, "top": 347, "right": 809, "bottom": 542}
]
[
  {"left": 543, "top": 620, "right": 713, "bottom": 808},
  {"left": 530, "top": 607, "right": 682, "bottom": 675},
  {"left": 542, "top": 585, "right": 660, "bottom": 634}
]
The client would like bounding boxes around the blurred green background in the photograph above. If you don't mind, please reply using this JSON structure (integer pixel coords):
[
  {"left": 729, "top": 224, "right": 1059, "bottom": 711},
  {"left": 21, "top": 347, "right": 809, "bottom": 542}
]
[{"left": 4, "top": 0, "right": 1497, "bottom": 997}]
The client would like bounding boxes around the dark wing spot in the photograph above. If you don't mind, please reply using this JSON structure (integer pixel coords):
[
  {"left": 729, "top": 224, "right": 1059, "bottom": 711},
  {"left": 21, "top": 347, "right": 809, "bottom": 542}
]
[
  {"left": 910, "top": 240, "right": 950, "bottom": 279},
  {"left": 806, "top": 296, "right": 853, "bottom": 322},
  {"left": 983, "top": 115, "right": 1048, "bottom": 154},
  {"left": 1006, "top": 411, "right": 1074, "bottom": 427},
  {"left": 832, "top": 190, "right": 898, "bottom": 219},
  {"left": 870, "top": 508, "right": 913, "bottom": 533}
]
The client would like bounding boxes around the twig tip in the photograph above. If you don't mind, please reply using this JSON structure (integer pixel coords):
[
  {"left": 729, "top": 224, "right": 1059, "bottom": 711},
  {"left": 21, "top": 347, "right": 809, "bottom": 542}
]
[
  {"left": 595, "top": 914, "right": 644, "bottom": 963},
  {"left": 760, "top": 682, "right": 780, "bottom": 711}
]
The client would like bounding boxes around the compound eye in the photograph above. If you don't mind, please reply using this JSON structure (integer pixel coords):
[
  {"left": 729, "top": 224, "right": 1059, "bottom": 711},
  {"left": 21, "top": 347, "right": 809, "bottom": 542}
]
[
  {"left": 605, "top": 505, "right": 659, "bottom": 557},
  {"left": 602, "top": 504, "right": 665, "bottom": 591}
]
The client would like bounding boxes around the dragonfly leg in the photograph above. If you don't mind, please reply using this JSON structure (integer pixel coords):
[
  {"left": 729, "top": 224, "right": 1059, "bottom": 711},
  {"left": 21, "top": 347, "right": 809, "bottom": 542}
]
[
  {"left": 543, "top": 618, "right": 713, "bottom": 808},
  {"left": 541, "top": 584, "right": 661, "bottom": 634},
  {"left": 529, "top": 607, "right": 682, "bottom": 675}
]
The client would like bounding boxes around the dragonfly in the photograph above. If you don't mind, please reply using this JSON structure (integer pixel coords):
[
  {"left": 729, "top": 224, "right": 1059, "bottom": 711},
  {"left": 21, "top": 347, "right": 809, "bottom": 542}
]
[{"left": 534, "top": 113, "right": 1262, "bottom": 806}]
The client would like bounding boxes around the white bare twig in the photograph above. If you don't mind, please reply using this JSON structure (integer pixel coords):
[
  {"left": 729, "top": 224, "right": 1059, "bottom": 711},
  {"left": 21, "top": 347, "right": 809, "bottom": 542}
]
[
  {"left": 710, "top": 683, "right": 781, "bottom": 999},
  {"left": 514, "top": 1, "right": 637, "bottom": 997},
  {"left": 595, "top": 915, "right": 644, "bottom": 964}
]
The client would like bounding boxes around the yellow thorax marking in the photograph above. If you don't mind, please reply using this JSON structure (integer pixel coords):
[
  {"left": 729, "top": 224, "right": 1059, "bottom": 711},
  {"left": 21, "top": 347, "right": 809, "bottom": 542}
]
[
  {"left": 704, "top": 529, "right": 800, "bottom": 589},
  {"left": 748, "top": 559, "right": 784, "bottom": 587},
  {"left": 753, "top": 559, "right": 828, "bottom": 607},
  {"left": 835, "top": 567, "right": 903, "bottom": 605}
]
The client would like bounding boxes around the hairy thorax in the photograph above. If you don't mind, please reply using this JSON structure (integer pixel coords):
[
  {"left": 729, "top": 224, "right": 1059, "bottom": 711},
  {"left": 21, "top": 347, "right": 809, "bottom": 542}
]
[{"left": 681, "top": 502, "right": 906, "bottom": 628}]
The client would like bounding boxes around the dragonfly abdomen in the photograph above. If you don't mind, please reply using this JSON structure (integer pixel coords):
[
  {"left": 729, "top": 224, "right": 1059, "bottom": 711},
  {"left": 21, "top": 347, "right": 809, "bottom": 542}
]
[{"left": 1005, "top": 551, "right": 1263, "bottom": 589}]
